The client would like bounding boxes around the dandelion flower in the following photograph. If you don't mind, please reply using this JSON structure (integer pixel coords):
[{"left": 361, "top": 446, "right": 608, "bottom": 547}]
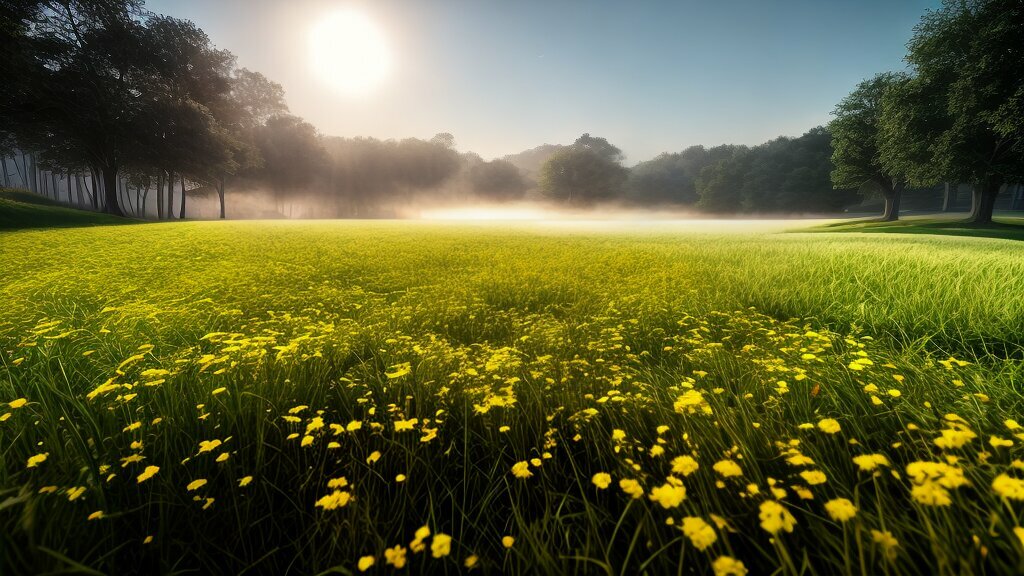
[
  {"left": 759, "top": 500, "right": 796, "bottom": 534},
  {"left": 198, "top": 439, "right": 222, "bottom": 454},
  {"left": 87, "top": 510, "right": 104, "bottom": 521},
  {"left": 824, "top": 498, "right": 857, "bottom": 522},
  {"left": 9, "top": 398, "right": 27, "bottom": 409},
  {"left": 239, "top": 476, "right": 253, "bottom": 487},
  {"left": 431, "top": 533, "right": 452, "bottom": 558},
  {"left": 511, "top": 461, "right": 532, "bottom": 479},
  {"left": 366, "top": 451, "right": 381, "bottom": 465},
  {"left": 817, "top": 419, "right": 841, "bottom": 434},
  {"left": 502, "top": 536, "right": 515, "bottom": 548},
  {"left": 619, "top": 478, "right": 644, "bottom": 499},
  {"left": 713, "top": 459, "right": 743, "bottom": 478},
  {"left": 799, "top": 470, "right": 827, "bottom": 485},
  {"left": 137, "top": 465, "right": 160, "bottom": 483},
  {"left": 992, "top": 474, "right": 1024, "bottom": 501},
  {"left": 464, "top": 554, "right": 478, "bottom": 568},
  {"left": 681, "top": 516, "right": 716, "bottom": 550},
  {"left": 315, "top": 490, "right": 352, "bottom": 510},
  {"left": 384, "top": 545, "right": 407, "bottom": 568},
  {"left": 871, "top": 529, "right": 899, "bottom": 560},
  {"left": 649, "top": 482, "right": 687, "bottom": 509},
  {"left": 671, "top": 455, "right": 699, "bottom": 476},
  {"left": 27, "top": 452, "right": 48, "bottom": 468},
  {"left": 357, "top": 556, "right": 375, "bottom": 572},
  {"left": 852, "top": 454, "right": 889, "bottom": 472},
  {"left": 712, "top": 555, "right": 748, "bottom": 576},
  {"left": 186, "top": 479, "right": 208, "bottom": 491},
  {"left": 592, "top": 472, "right": 611, "bottom": 489}
]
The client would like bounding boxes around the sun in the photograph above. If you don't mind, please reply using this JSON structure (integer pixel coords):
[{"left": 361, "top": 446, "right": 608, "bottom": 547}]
[{"left": 309, "top": 9, "right": 391, "bottom": 96}]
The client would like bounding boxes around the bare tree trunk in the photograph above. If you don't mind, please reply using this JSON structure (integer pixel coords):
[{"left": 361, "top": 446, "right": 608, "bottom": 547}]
[
  {"left": 51, "top": 172, "right": 58, "bottom": 202},
  {"left": 968, "top": 180, "right": 1000, "bottom": 225},
  {"left": 136, "top": 186, "right": 142, "bottom": 216},
  {"left": 157, "top": 172, "right": 165, "bottom": 219},
  {"left": 942, "top": 182, "right": 957, "bottom": 212},
  {"left": 76, "top": 173, "right": 85, "bottom": 207},
  {"left": 1, "top": 156, "right": 9, "bottom": 188},
  {"left": 166, "top": 171, "right": 175, "bottom": 220},
  {"left": 881, "top": 183, "right": 903, "bottom": 221},
  {"left": 179, "top": 177, "right": 186, "bottom": 219},
  {"left": 121, "top": 177, "right": 134, "bottom": 215},
  {"left": 141, "top": 185, "right": 151, "bottom": 218},
  {"left": 13, "top": 154, "right": 26, "bottom": 187},
  {"left": 218, "top": 177, "right": 226, "bottom": 219},
  {"left": 101, "top": 166, "right": 124, "bottom": 216}
]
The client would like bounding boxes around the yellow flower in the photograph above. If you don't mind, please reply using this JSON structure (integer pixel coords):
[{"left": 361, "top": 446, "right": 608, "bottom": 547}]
[
  {"left": 328, "top": 477, "right": 349, "bottom": 489},
  {"left": 680, "top": 516, "right": 716, "bottom": 550},
  {"left": 713, "top": 459, "right": 743, "bottom": 478},
  {"left": 824, "top": 498, "right": 857, "bottom": 522},
  {"left": 137, "top": 465, "right": 160, "bottom": 483},
  {"left": 871, "top": 529, "right": 899, "bottom": 560},
  {"left": 239, "top": 476, "right": 253, "bottom": 487},
  {"left": 619, "top": 478, "right": 644, "bottom": 499},
  {"left": 511, "top": 461, "right": 532, "bottom": 479},
  {"left": 992, "top": 474, "right": 1024, "bottom": 501},
  {"left": 395, "top": 474, "right": 407, "bottom": 483},
  {"left": 216, "top": 453, "right": 230, "bottom": 462},
  {"left": 211, "top": 387, "right": 227, "bottom": 396},
  {"left": 410, "top": 525, "right": 431, "bottom": 552},
  {"left": 712, "top": 555, "right": 748, "bottom": 576},
  {"left": 431, "top": 533, "right": 452, "bottom": 558},
  {"left": 87, "top": 510, "right": 104, "bottom": 521},
  {"left": 502, "top": 536, "right": 515, "bottom": 548},
  {"left": 911, "top": 482, "right": 951, "bottom": 506},
  {"left": 198, "top": 439, "right": 222, "bottom": 454},
  {"left": 315, "top": 490, "right": 352, "bottom": 510},
  {"left": 592, "top": 472, "right": 612, "bottom": 489},
  {"left": 990, "top": 436, "right": 1014, "bottom": 449},
  {"left": 186, "top": 479, "right": 208, "bottom": 491},
  {"left": 9, "top": 398, "right": 27, "bottom": 409},
  {"left": 759, "top": 500, "right": 796, "bottom": 534},
  {"left": 852, "top": 453, "right": 889, "bottom": 472},
  {"left": 464, "top": 554, "right": 478, "bottom": 569},
  {"left": 288, "top": 405, "right": 308, "bottom": 414},
  {"left": 301, "top": 435, "right": 315, "bottom": 447},
  {"left": 27, "top": 452, "right": 48, "bottom": 468},
  {"left": 1014, "top": 526, "right": 1024, "bottom": 549},
  {"left": 671, "top": 455, "right": 699, "bottom": 476},
  {"left": 649, "top": 482, "right": 686, "bottom": 508},
  {"left": 384, "top": 545, "right": 407, "bottom": 568},
  {"left": 817, "top": 419, "right": 841, "bottom": 434},
  {"left": 394, "top": 418, "right": 418, "bottom": 432},
  {"left": 934, "top": 427, "right": 976, "bottom": 449},
  {"left": 366, "top": 451, "right": 381, "bottom": 465},
  {"left": 143, "top": 535, "right": 153, "bottom": 544},
  {"left": 799, "top": 470, "right": 827, "bottom": 485},
  {"left": 612, "top": 429, "right": 626, "bottom": 441},
  {"left": 358, "top": 555, "right": 375, "bottom": 572},
  {"left": 123, "top": 421, "right": 142, "bottom": 432},
  {"left": 67, "top": 486, "right": 86, "bottom": 501}
]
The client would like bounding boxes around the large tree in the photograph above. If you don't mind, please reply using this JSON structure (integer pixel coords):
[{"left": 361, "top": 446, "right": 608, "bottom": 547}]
[
  {"left": 881, "top": 0, "right": 1024, "bottom": 224},
  {"left": 539, "top": 133, "right": 628, "bottom": 204},
  {"left": 830, "top": 73, "right": 909, "bottom": 221}
]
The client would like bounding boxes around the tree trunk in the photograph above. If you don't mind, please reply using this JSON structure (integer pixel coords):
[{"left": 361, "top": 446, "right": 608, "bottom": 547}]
[
  {"left": 179, "top": 177, "right": 186, "bottom": 219},
  {"left": 942, "top": 182, "right": 957, "bottom": 212},
  {"left": 166, "top": 171, "right": 175, "bottom": 220},
  {"left": 881, "top": 183, "right": 903, "bottom": 221},
  {"left": 141, "top": 186, "right": 151, "bottom": 219},
  {"left": 101, "top": 167, "right": 123, "bottom": 216},
  {"left": 51, "top": 172, "right": 59, "bottom": 202},
  {"left": 218, "top": 177, "right": 226, "bottom": 219},
  {"left": 76, "top": 173, "right": 85, "bottom": 207},
  {"left": 967, "top": 180, "right": 1000, "bottom": 225},
  {"left": 156, "top": 172, "right": 165, "bottom": 219},
  {"left": 1, "top": 157, "right": 9, "bottom": 188}
]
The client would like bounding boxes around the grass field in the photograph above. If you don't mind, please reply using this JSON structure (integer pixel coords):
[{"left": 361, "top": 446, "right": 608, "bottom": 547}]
[{"left": 2, "top": 219, "right": 1024, "bottom": 575}]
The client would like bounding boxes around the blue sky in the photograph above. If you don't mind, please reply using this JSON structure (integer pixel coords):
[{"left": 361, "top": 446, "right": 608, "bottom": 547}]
[{"left": 148, "top": 0, "right": 939, "bottom": 164}]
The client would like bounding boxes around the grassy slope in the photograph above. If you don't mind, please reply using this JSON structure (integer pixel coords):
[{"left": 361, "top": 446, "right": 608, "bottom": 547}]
[
  {"left": 806, "top": 213, "right": 1024, "bottom": 241},
  {"left": 1, "top": 221, "right": 1023, "bottom": 574},
  {"left": 0, "top": 188, "right": 132, "bottom": 230}
]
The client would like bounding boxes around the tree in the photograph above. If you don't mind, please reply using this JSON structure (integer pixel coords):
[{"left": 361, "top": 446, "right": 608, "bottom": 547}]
[
  {"left": 696, "top": 151, "right": 749, "bottom": 212},
  {"left": 538, "top": 134, "right": 628, "bottom": 204},
  {"left": 470, "top": 159, "right": 526, "bottom": 201},
  {"left": 831, "top": 73, "right": 909, "bottom": 220},
  {"left": 880, "top": 0, "right": 1024, "bottom": 224}
]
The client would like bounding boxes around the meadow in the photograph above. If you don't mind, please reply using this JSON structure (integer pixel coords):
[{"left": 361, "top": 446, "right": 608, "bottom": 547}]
[{"left": 1, "top": 219, "right": 1023, "bottom": 575}]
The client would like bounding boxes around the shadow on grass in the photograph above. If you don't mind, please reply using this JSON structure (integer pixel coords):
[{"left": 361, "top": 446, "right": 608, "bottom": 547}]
[
  {"left": 803, "top": 213, "right": 1024, "bottom": 241},
  {"left": 0, "top": 189, "right": 139, "bottom": 231}
]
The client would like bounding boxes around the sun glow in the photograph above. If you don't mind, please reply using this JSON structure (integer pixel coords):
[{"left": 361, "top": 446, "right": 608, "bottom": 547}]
[{"left": 309, "top": 10, "right": 391, "bottom": 96}]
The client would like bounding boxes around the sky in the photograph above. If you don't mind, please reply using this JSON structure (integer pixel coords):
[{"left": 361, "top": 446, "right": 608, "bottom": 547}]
[{"left": 147, "top": 0, "right": 940, "bottom": 164}]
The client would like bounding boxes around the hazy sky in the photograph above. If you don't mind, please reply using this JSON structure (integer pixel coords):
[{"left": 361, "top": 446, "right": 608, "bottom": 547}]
[{"left": 147, "top": 0, "right": 939, "bottom": 164}]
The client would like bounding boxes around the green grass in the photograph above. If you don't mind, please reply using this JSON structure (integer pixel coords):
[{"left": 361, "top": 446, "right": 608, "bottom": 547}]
[
  {"left": 807, "top": 213, "right": 1024, "bottom": 241},
  {"left": 0, "top": 188, "right": 134, "bottom": 230},
  {"left": 1, "top": 220, "right": 1023, "bottom": 575}
]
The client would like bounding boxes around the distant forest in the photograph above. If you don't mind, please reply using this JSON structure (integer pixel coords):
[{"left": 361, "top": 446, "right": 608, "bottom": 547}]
[{"left": 1, "top": 1, "right": 1022, "bottom": 219}]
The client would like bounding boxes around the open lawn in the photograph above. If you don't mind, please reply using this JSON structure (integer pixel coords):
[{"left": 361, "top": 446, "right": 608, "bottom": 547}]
[
  {"left": 1, "top": 219, "right": 1023, "bottom": 574},
  {"left": 806, "top": 213, "right": 1024, "bottom": 242}
]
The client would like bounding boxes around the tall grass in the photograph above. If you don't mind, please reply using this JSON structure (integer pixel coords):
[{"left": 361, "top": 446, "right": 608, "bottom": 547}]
[{"left": 1, "top": 221, "right": 1022, "bottom": 574}]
